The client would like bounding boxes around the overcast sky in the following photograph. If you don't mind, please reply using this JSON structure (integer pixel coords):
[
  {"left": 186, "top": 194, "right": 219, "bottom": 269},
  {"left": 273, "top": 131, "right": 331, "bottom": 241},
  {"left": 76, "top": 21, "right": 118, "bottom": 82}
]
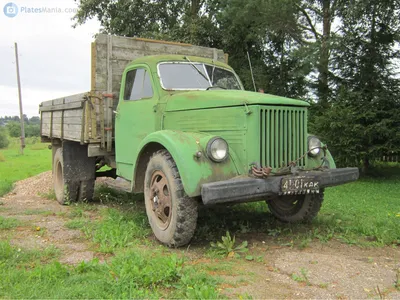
[{"left": 0, "top": 0, "right": 100, "bottom": 117}]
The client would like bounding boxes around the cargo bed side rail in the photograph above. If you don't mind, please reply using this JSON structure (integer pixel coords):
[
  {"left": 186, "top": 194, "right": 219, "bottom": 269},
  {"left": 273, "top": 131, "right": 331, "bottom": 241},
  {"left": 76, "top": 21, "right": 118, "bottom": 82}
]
[{"left": 39, "top": 92, "right": 115, "bottom": 153}]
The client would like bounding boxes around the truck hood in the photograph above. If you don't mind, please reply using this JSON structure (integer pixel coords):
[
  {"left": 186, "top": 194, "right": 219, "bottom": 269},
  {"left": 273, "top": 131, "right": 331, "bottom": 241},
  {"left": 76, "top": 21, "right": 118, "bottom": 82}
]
[{"left": 164, "top": 90, "right": 309, "bottom": 112}]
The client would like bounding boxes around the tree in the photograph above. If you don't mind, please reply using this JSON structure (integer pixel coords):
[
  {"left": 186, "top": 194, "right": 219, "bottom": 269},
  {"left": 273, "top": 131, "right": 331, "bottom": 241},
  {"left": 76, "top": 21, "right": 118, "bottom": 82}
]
[
  {"left": 25, "top": 124, "right": 40, "bottom": 137},
  {"left": 28, "top": 116, "right": 40, "bottom": 125},
  {"left": 6, "top": 122, "right": 20, "bottom": 138},
  {"left": 314, "top": 0, "right": 400, "bottom": 170},
  {"left": 0, "top": 127, "right": 9, "bottom": 149}
]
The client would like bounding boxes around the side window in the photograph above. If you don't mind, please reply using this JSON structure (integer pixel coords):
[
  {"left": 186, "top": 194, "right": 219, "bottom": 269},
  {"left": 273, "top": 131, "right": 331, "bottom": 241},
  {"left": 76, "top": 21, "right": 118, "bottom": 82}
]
[{"left": 123, "top": 68, "right": 154, "bottom": 101}]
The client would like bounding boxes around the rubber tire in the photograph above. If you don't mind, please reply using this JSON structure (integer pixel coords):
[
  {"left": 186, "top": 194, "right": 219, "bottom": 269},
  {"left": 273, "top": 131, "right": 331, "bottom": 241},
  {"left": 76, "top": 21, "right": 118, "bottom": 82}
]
[
  {"left": 53, "top": 147, "right": 79, "bottom": 205},
  {"left": 78, "top": 179, "right": 95, "bottom": 202},
  {"left": 267, "top": 192, "right": 324, "bottom": 223},
  {"left": 144, "top": 150, "right": 198, "bottom": 247}
]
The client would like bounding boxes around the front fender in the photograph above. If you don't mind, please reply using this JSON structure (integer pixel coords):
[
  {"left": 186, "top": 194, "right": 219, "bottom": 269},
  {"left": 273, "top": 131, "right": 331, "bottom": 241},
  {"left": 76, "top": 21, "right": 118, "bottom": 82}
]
[{"left": 135, "top": 130, "right": 239, "bottom": 197}]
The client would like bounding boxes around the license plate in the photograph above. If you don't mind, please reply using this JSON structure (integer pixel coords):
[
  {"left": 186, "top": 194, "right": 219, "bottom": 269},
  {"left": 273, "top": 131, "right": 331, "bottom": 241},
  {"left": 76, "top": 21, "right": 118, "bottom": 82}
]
[{"left": 281, "top": 176, "right": 320, "bottom": 195}]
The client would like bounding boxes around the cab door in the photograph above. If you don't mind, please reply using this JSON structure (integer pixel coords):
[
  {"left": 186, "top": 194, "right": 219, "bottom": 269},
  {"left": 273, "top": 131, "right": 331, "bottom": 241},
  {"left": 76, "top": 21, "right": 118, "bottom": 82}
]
[{"left": 115, "top": 65, "right": 158, "bottom": 181}]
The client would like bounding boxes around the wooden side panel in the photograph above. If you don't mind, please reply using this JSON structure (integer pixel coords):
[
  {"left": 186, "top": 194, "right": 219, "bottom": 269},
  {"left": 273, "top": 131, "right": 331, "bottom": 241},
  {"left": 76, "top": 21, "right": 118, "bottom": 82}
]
[{"left": 39, "top": 93, "right": 87, "bottom": 143}]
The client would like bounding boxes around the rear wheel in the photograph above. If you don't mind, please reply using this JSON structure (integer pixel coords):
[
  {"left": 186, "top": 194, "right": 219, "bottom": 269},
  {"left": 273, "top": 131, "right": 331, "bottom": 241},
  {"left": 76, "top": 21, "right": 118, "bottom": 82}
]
[
  {"left": 267, "top": 192, "right": 324, "bottom": 223},
  {"left": 144, "top": 150, "right": 198, "bottom": 247},
  {"left": 52, "top": 142, "right": 96, "bottom": 205},
  {"left": 78, "top": 180, "right": 95, "bottom": 202},
  {"left": 53, "top": 147, "right": 79, "bottom": 204}
]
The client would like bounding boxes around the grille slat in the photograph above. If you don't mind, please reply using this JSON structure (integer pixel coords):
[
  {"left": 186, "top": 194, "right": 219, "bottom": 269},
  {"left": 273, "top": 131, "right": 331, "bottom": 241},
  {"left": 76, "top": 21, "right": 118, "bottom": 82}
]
[{"left": 260, "top": 107, "right": 307, "bottom": 169}]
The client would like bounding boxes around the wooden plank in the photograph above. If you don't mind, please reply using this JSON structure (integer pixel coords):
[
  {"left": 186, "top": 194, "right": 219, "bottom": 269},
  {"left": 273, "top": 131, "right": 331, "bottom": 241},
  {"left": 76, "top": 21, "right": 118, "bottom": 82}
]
[
  {"left": 91, "top": 42, "right": 96, "bottom": 91},
  {"left": 52, "top": 111, "right": 62, "bottom": 119},
  {"left": 62, "top": 132, "right": 81, "bottom": 142},
  {"left": 50, "top": 111, "right": 53, "bottom": 138},
  {"left": 64, "top": 110, "right": 84, "bottom": 118},
  {"left": 50, "top": 116, "right": 84, "bottom": 125},
  {"left": 40, "top": 101, "right": 83, "bottom": 112},
  {"left": 40, "top": 100, "right": 54, "bottom": 107},
  {"left": 81, "top": 102, "right": 86, "bottom": 143},
  {"left": 42, "top": 127, "right": 50, "bottom": 135},
  {"left": 53, "top": 98, "right": 64, "bottom": 105}
]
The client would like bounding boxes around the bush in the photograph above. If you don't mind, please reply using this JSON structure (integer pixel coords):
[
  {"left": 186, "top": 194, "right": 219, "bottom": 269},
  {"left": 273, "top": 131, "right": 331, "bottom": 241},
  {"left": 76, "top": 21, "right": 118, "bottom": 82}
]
[
  {"left": 0, "top": 128, "right": 9, "bottom": 149},
  {"left": 25, "top": 124, "right": 40, "bottom": 137},
  {"left": 6, "top": 122, "right": 20, "bottom": 138}
]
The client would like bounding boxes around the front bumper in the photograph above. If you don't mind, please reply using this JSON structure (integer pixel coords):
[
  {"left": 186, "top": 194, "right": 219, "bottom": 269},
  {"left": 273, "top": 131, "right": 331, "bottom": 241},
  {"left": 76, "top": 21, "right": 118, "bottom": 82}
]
[{"left": 201, "top": 167, "right": 359, "bottom": 205}]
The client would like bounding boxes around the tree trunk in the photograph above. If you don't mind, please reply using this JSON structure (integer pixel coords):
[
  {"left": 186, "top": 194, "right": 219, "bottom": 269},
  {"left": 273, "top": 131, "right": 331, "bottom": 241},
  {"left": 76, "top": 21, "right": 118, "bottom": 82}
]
[
  {"left": 362, "top": 156, "right": 370, "bottom": 174},
  {"left": 190, "top": 0, "right": 201, "bottom": 18},
  {"left": 318, "top": 0, "right": 332, "bottom": 109}
]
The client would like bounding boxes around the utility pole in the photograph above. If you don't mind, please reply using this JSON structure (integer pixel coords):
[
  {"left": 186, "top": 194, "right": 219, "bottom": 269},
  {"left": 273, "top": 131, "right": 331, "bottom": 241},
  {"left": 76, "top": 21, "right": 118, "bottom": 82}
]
[{"left": 14, "top": 42, "right": 25, "bottom": 154}]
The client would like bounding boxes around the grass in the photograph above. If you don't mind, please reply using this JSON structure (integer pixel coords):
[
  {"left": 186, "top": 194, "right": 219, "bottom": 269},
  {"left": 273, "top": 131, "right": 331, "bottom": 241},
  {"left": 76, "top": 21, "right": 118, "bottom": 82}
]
[
  {"left": 0, "top": 182, "right": 221, "bottom": 299},
  {"left": 0, "top": 137, "right": 51, "bottom": 197},
  {"left": 89, "top": 208, "right": 150, "bottom": 253},
  {"left": 317, "top": 174, "right": 400, "bottom": 245},
  {"left": 23, "top": 209, "right": 53, "bottom": 216},
  {"left": 65, "top": 219, "right": 87, "bottom": 230},
  {"left": 0, "top": 236, "right": 220, "bottom": 299},
  {"left": 0, "top": 216, "right": 19, "bottom": 229}
]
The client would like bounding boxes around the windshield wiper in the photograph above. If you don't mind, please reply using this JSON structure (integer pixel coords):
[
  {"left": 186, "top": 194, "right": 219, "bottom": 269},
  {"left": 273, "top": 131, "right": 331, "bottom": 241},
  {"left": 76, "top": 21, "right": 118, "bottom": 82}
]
[{"left": 184, "top": 56, "right": 210, "bottom": 83}]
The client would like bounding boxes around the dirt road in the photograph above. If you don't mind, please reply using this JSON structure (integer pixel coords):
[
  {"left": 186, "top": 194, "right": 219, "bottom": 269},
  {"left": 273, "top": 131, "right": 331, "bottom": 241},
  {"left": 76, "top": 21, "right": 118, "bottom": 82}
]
[{"left": 1, "top": 172, "right": 399, "bottom": 299}]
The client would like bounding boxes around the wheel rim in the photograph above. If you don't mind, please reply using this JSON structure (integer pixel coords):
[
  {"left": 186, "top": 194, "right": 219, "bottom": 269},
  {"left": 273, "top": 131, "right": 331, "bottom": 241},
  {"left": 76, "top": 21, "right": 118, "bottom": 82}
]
[{"left": 149, "top": 170, "right": 172, "bottom": 230}]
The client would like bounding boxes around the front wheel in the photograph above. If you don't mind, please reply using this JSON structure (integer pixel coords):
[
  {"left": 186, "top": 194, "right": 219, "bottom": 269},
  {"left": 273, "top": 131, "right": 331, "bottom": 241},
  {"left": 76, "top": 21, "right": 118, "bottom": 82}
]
[
  {"left": 267, "top": 192, "right": 324, "bottom": 223},
  {"left": 144, "top": 150, "right": 198, "bottom": 247}
]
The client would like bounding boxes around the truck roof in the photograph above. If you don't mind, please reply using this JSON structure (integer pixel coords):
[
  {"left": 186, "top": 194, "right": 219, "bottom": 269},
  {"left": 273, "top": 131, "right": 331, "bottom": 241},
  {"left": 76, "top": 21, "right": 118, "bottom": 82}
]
[{"left": 126, "top": 55, "right": 233, "bottom": 70}]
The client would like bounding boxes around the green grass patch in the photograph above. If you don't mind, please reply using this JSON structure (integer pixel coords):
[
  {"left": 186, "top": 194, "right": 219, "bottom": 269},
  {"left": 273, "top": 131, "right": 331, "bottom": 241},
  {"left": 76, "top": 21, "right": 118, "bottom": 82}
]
[
  {"left": 84, "top": 207, "right": 151, "bottom": 253},
  {"left": 65, "top": 219, "right": 87, "bottom": 230},
  {"left": 0, "top": 216, "right": 19, "bottom": 229},
  {"left": 0, "top": 138, "right": 51, "bottom": 197},
  {"left": 0, "top": 241, "right": 220, "bottom": 299},
  {"left": 317, "top": 174, "right": 400, "bottom": 245},
  {"left": 23, "top": 209, "right": 53, "bottom": 216},
  {"left": 39, "top": 190, "right": 57, "bottom": 200},
  {"left": 0, "top": 241, "right": 59, "bottom": 267}
]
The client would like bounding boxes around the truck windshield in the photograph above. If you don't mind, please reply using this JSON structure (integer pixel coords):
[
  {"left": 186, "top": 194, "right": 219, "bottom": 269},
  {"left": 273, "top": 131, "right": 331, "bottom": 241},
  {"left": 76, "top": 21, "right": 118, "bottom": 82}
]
[{"left": 158, "top": 62, "right": 242, "bottom": 90}]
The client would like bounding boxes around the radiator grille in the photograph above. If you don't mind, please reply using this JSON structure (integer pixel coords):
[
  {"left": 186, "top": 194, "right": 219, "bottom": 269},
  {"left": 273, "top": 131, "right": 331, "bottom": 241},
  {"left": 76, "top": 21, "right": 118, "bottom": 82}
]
[{"left": 260, "top": 108, "right": 307, "bottom": 169}]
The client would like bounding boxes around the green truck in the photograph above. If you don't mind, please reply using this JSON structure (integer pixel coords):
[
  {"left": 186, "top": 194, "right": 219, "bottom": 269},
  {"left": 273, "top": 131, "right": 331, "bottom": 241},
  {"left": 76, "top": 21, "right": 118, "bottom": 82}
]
[{"left": 40, "top": 34, "right": 359, "bottom": 247}]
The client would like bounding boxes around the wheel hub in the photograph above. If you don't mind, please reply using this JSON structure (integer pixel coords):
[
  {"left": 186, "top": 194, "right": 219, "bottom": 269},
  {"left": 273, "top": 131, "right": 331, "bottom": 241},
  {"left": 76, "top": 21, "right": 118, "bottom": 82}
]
[{"left": 149, "top": 170, "right": 172, "bottom": 230}]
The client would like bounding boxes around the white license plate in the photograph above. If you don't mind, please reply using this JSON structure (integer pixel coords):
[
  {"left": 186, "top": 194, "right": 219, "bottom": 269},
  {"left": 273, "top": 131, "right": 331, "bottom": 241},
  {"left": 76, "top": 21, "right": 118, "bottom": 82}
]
[{"left": 281, "top": 176, "right": 320, "bottom": 194}]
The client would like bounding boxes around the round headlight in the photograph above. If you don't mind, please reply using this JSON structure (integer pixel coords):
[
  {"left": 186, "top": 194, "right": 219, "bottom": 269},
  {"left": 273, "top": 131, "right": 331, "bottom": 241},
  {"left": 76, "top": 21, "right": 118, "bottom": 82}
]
[
  {"left": 207, "top": 137, "right": 229, "bottom": 162},
  {"left": 308, "top": 136, "right": 321, "bottom": 156}
]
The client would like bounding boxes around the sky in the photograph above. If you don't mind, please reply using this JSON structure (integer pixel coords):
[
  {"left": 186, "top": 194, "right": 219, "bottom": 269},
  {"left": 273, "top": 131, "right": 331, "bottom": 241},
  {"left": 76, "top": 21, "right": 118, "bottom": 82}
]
[{"left": 0, "top": 0, "right": 100, "bottom": 117}]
